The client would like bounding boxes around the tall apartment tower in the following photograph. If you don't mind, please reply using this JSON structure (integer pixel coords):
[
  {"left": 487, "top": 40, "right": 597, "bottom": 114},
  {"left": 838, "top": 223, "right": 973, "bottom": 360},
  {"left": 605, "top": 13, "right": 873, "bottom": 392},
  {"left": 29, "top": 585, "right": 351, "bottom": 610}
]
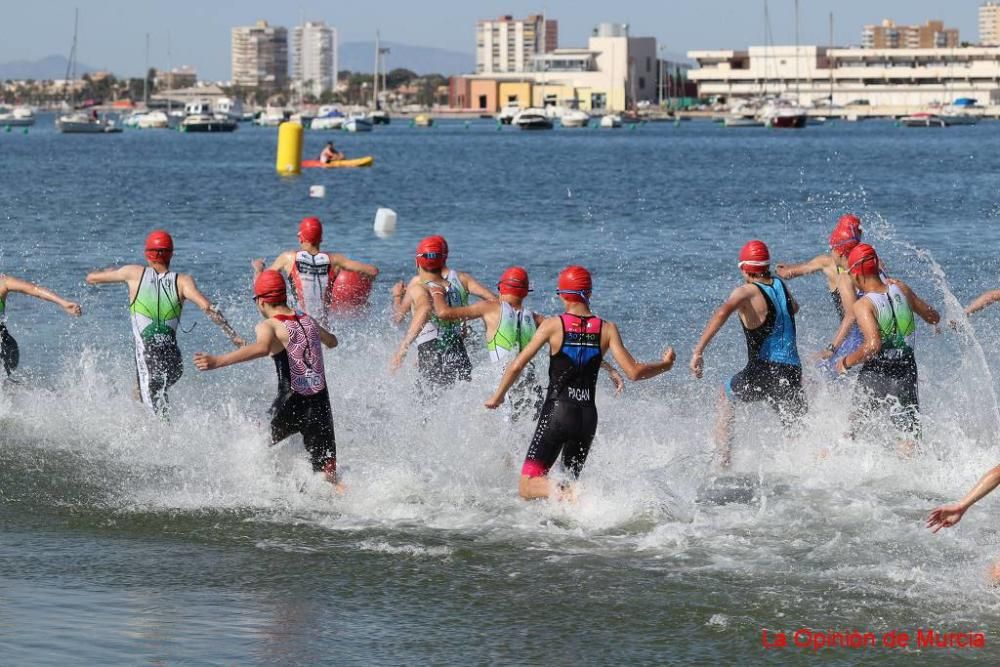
[
  {"left": 291, "top": 21, "right": 337, "bottom": 98},
  {"left": 231, "top": 20, "right": 289, "bottom": 95},
  {"left": 862, "top": 19, "right": 958, "bottom": 49},
  {"left": 981, "top": 1, "right": 1000, "bottom": 45},
  {"left": 476, "top": 14, "right": 558, "bottom": 73}
]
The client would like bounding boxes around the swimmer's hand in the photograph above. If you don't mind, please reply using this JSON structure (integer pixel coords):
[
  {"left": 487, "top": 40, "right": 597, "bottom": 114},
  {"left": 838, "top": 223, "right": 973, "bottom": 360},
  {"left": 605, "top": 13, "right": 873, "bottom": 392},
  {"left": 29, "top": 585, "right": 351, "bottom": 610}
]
[
  {"left": 63, "top": 301, "right": 82, "bottom": 317},
  {"left": 689, "top": 353, "right": 704, "bottom": 379},
  {"left": 662, "top": 347, "right": 676, "bottom": 370},
  {"left": 193, "top": 352, "right": 218, "bottom": 371},
  {"left": 484, "top": 393, "right": 504, "bottom": 409},
  {"left": 390, "top": 281, "right": 406, "bottom": 299},
  {"left": 251, "top": 258, "right": 265, "bottom": 274},
  {"left": 774, "top": 264, "right": 792, "bottom": 280},
  {"left": 608, "top": 368, "right": 624, "bottom": 396},
  {"left": 926, "top": 503, "right": 966, "bottom": 533},
  {"left": 389, "top": 350, "right": 406, "bottom": 372}
]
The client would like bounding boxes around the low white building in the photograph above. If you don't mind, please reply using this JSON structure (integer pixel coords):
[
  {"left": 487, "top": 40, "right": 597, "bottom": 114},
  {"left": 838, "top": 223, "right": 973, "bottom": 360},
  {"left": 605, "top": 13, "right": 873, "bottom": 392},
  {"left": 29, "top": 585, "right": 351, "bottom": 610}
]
[{"left": 688, "top": 45, "right": 1000, "bottom": 107}]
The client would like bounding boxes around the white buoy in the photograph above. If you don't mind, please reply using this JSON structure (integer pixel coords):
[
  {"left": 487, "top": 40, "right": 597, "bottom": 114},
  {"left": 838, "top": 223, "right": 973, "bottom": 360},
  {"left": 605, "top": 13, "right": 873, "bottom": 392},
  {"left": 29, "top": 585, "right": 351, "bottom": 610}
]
[
  {"left": 309, "top": 185, "right": 326, "bottom": 198},
  {"left": 373, "top": 207, "right": 397, "bottom": 239}
]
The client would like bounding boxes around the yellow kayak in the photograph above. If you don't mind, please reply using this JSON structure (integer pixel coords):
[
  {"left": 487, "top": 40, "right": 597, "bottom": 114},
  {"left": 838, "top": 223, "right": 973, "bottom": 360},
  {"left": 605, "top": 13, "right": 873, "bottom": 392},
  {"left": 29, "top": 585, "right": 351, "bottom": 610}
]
[{"left": 302, "top": 156, "right": 374, "bottom": 169}]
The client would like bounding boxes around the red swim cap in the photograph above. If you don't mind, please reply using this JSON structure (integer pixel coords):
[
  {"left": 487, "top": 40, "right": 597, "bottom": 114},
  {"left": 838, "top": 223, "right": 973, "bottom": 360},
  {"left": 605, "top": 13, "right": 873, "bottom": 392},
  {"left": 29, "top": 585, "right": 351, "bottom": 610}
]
[
  {"left": 298, "top": 217, "right": 323, "bottom": 245},
  {"left": 557, "top": 265, "right": 592, "bottom": 302},
  {"left": 498, "top": 266, "right": 530, "bottom": 297},
  {"left": 837, "top": 214, "right": 862, "bottom": 239},
  {"left": 847, "top": 243, "right": 880, "bottom": 277},
  {"left": 738, "top": 240, "right": 770, "bottom": 273},
  {"left": 145, "top": 230, "right": 174, "bottom": 263},
  {"left": 254, "top": 269, "right": 288, "bottom": 304},
  {"left": 416, "top": 236, "right": 447, "bottom": 270},
  {"left": 829, "top": 225, "right": 861, "bottom": 257}
]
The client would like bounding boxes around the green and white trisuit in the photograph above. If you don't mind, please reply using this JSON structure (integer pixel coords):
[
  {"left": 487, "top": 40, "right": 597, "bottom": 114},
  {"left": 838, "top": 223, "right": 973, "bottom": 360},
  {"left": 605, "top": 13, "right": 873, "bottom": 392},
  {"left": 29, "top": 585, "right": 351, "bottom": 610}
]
[
  {"left": 852, "top": 283, "right": 920, "bottom": 436},
  {"left": 488, "top": 301, "right": 543, "bottom": 419},
  {"left": 129, "top": 268, "right": 183, "bottom": 413},
  {"left": 413, "top": 279, "right": 472, "bottom": 388}
]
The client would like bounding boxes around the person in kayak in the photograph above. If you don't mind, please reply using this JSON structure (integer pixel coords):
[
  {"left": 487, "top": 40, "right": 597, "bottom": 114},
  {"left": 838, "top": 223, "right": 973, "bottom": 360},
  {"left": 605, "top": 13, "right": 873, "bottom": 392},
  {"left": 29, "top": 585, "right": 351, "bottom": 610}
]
[
  {"left": 391, "top": 235, "right": 496, "bottom": 326},
  {"left": 86, "top": 230, "right": 244, "bottom": 415},
  {"left": 690, "top": 240, "right": 808, "bottom": 468},
  {"left": 429, "top": 266, "right": 624, "bottom": 419},
  {"left": 194, "top": 270, "right": 341, "bottom": 487},
  {"left": 0, "top": 273, "right": 82, "bottom": 377},
  {"left": 834, "top": 243, "right": 940, "bottom": 454},
  {"left": 253, "top": 217, "right": 379, "bottom": 327},
  {"left": 485, "top": 266, "right": 676, "bottom": 500},
  {"left": 390, "top": 236, "right": 473, "bottom": 390},
  {"left": 319, "top": 142, "right": 344, "bottom": 164}
]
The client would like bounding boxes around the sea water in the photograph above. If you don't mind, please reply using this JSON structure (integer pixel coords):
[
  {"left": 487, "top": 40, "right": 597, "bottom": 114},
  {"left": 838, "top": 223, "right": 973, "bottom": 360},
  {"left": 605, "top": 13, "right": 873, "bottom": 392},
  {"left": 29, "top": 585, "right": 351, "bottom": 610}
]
[{"left": 2, "top": 115, "right": 1000, "bottom": 663}]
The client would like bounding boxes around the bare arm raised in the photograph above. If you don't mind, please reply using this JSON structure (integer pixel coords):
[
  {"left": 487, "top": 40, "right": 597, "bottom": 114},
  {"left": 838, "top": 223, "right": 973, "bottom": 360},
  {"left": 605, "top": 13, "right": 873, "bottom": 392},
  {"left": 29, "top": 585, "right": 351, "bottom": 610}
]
[
  {"left": 690, "top": 284, "right": 756, "bottom": 378},
  {"left": 1, "top": 275, "right": 81, "bottom": 317},
  {"left": 195, "top": 320, "right": 277, "bottom": 371},
  {"left": 391, "top": 281, "right": 433, "bottom": 371}
]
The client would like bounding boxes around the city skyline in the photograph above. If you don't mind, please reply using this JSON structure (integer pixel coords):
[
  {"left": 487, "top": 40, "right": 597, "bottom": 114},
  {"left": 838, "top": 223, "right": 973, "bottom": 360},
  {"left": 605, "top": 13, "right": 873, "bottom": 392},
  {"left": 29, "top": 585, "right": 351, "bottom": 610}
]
[{"left": 0, "top": 0, "right": 987, "bottom": 80}]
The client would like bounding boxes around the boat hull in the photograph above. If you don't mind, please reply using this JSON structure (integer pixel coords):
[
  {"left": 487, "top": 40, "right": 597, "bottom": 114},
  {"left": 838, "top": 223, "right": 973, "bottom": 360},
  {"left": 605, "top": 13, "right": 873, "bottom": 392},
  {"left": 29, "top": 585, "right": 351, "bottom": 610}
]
[
  {"left": 302, "top": 156, "right": 375, "bottom": 168},
  {"left": 766, "top": 115, "right": 807, "bottom": 128},
  {"left": 344, "top": 119, "right": 373, "bottom": 132},
  {"left": 0, "top": 117, "right": 35, "bottom": 127},
  {"left": 56, "top": 119, "right": 121, "bottom": 133},
  {"left": 181, "top": 120, "right": 238, "bottom": 132}
]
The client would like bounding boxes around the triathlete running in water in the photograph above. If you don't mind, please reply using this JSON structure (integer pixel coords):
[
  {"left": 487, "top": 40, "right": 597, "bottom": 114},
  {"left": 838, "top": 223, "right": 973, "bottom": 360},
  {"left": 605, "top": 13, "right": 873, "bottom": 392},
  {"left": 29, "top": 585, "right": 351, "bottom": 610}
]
[
  {"left": 835, "top": 243, "right": 940, "bottom": 455},
  {"left": 390, "top": 236, "right": 473, "bottom": 389},
  {"left": 485, "top": 266, "right": 676, "bottom": 500},
  {"left": 927, "top": 463, "right": 1000, "bottom": 582},
  {"left": 194, "top": 270, "right": 341, "bottom": 486},
  {"left": 0, "top": 273, "right": 82, "bottom": 377},
  {"left": 429, "top": 266, "right": 624, "bottom": 419},
  {"left": 391, "top": 235, "right": 496, "bottom": 326},
  {"left": 691, "top": 240, "right": 808, "bottom": 468},
  {"left": 776, "top": 213, "right": 864, "bottom": 298},
  {"left": 86, "top": 230, "right": 244, "bottom": 415},
  {"left": 253, "top": 217, "right": 379, "bottom": 327},
  {"left": 816, "top": 223, "right": 867, "bottom": 373},
  {"left": 319, "top": 142, "right": 344, "bottom": 165}
]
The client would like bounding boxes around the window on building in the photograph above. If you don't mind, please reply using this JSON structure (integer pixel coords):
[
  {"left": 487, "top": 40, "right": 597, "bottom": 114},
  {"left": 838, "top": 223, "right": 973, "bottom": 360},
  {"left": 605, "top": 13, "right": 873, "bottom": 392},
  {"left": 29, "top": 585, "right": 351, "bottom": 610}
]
[
  {"left": 478, "top": 95, "right": 488, "bottom": 109},
  {"left": 639, "top": 77, "right": 646, "bottom": 89},
  {"left": 507, "top": 95, "right": 518, "bottom": 104},
  {"left": 591, "top": 92, "right": 607, "bottom": 109},
  {"left": 646, "top": 56, "right": 651, "bottom": 72}
]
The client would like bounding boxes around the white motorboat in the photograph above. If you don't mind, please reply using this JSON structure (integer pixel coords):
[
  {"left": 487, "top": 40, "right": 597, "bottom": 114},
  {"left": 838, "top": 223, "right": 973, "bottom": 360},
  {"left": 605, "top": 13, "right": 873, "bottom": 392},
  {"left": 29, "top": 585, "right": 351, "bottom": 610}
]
[
  {"left": 311, "top": 109, "right": 345, "bottom": 130},
  {"left": 900, "top": 112, "right": 946, "bottom": 128},
  {"left": 599, "top": 114, "right": 622, "bottom": 129},
  {"left": 180, "top": 114, "right": 238, "bottom": 132},
  {"left": 560, "top": 110, "right": 590, "bottom": 128},
  {"left": 939, "top": 108, "right": 978, "bottom": 126},
  {"left": 496, "top": 105, "right": 520, "bottom": 125},
  {"left": 758, "top": 101, "right": 807, "bottom": 128},
  {"left": 213, "top": 97, "right": 245, "bottom": 121},
  {"left": 723, "top": 115, "right": 764, "bottom": 128},
  {"left": 254, "top": 107, "right": 285, "bottom": 127},
  {"left": 0, "top": 106, "right": 35, "bottom": 126},
  {"left": 124, "top": 110, "right": 170, "bottom": 129},
  {"left": 512, "top": 109, "right": 553, "bottom": 130},
  {"left": 344, "top": 115, "right": 373, "bottom": 133},
  {"left": 56, "top": 111, "right": 122, "bottom": 133}
]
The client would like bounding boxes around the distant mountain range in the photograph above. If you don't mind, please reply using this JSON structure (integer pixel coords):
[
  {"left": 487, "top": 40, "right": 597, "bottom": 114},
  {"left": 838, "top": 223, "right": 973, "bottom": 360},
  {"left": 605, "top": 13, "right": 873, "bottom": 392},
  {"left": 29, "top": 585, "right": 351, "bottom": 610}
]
[
  {"left": 339, "top": 41, "right": 474, "bottom": 75},
  {"left": 0, "top": 55, "right": 96, "bottom": 80}
]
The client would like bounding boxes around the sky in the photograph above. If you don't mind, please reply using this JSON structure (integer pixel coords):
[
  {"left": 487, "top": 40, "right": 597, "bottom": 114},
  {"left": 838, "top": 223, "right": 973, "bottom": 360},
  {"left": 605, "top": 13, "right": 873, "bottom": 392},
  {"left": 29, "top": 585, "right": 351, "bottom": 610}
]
[{"left": 0, "top": 0, "right": 986, "bottom": 79}]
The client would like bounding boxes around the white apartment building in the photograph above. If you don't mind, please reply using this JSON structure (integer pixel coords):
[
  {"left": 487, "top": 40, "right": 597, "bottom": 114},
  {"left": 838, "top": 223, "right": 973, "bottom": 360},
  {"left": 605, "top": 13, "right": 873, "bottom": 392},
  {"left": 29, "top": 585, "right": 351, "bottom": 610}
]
[
  {"left": 231, "top": 20, "right": 288, "bottom": 94},
  {"left": 291, "top": 21, "right": 337, "bottom": 98},
  {"left": 476, "top": 14, "right": 557, "bottom": 74},
  {"left": 981, "top": 1, "right": 1000, "bottom": 46},
  {"left": 688, "top": 45, "right": 1000, "bottom": 107}
]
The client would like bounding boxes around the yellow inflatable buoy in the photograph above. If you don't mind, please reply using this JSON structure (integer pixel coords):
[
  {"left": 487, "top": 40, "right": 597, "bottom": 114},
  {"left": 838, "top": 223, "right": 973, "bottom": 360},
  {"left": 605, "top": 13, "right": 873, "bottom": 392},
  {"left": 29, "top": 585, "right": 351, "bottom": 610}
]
[{"left": 275, "top": 122, "right": 303, "bottom": 175}]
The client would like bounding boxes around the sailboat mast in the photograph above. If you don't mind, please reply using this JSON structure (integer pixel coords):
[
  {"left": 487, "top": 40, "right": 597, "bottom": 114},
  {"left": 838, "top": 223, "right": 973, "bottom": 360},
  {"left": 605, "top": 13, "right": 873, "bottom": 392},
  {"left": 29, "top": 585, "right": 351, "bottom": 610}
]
[
  {"left": 794, "top": 0, "right": 800, "bottom": 104},
  {"left": 373, "top": 31, "right": 379, "bottom": 110},
  {"left": 144, "top": 33, "right": 150, "bottom": 106},
  {"left": 829, "top": 12, "right": 834, "bottom": 105}
]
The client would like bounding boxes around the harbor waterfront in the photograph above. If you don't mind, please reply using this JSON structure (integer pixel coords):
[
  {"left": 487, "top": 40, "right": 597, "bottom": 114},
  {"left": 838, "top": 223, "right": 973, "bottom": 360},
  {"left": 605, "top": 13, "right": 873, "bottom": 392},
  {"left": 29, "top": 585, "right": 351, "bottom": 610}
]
[{"left": 4, "top": 115, "right": 1000, "bottom": 662}]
